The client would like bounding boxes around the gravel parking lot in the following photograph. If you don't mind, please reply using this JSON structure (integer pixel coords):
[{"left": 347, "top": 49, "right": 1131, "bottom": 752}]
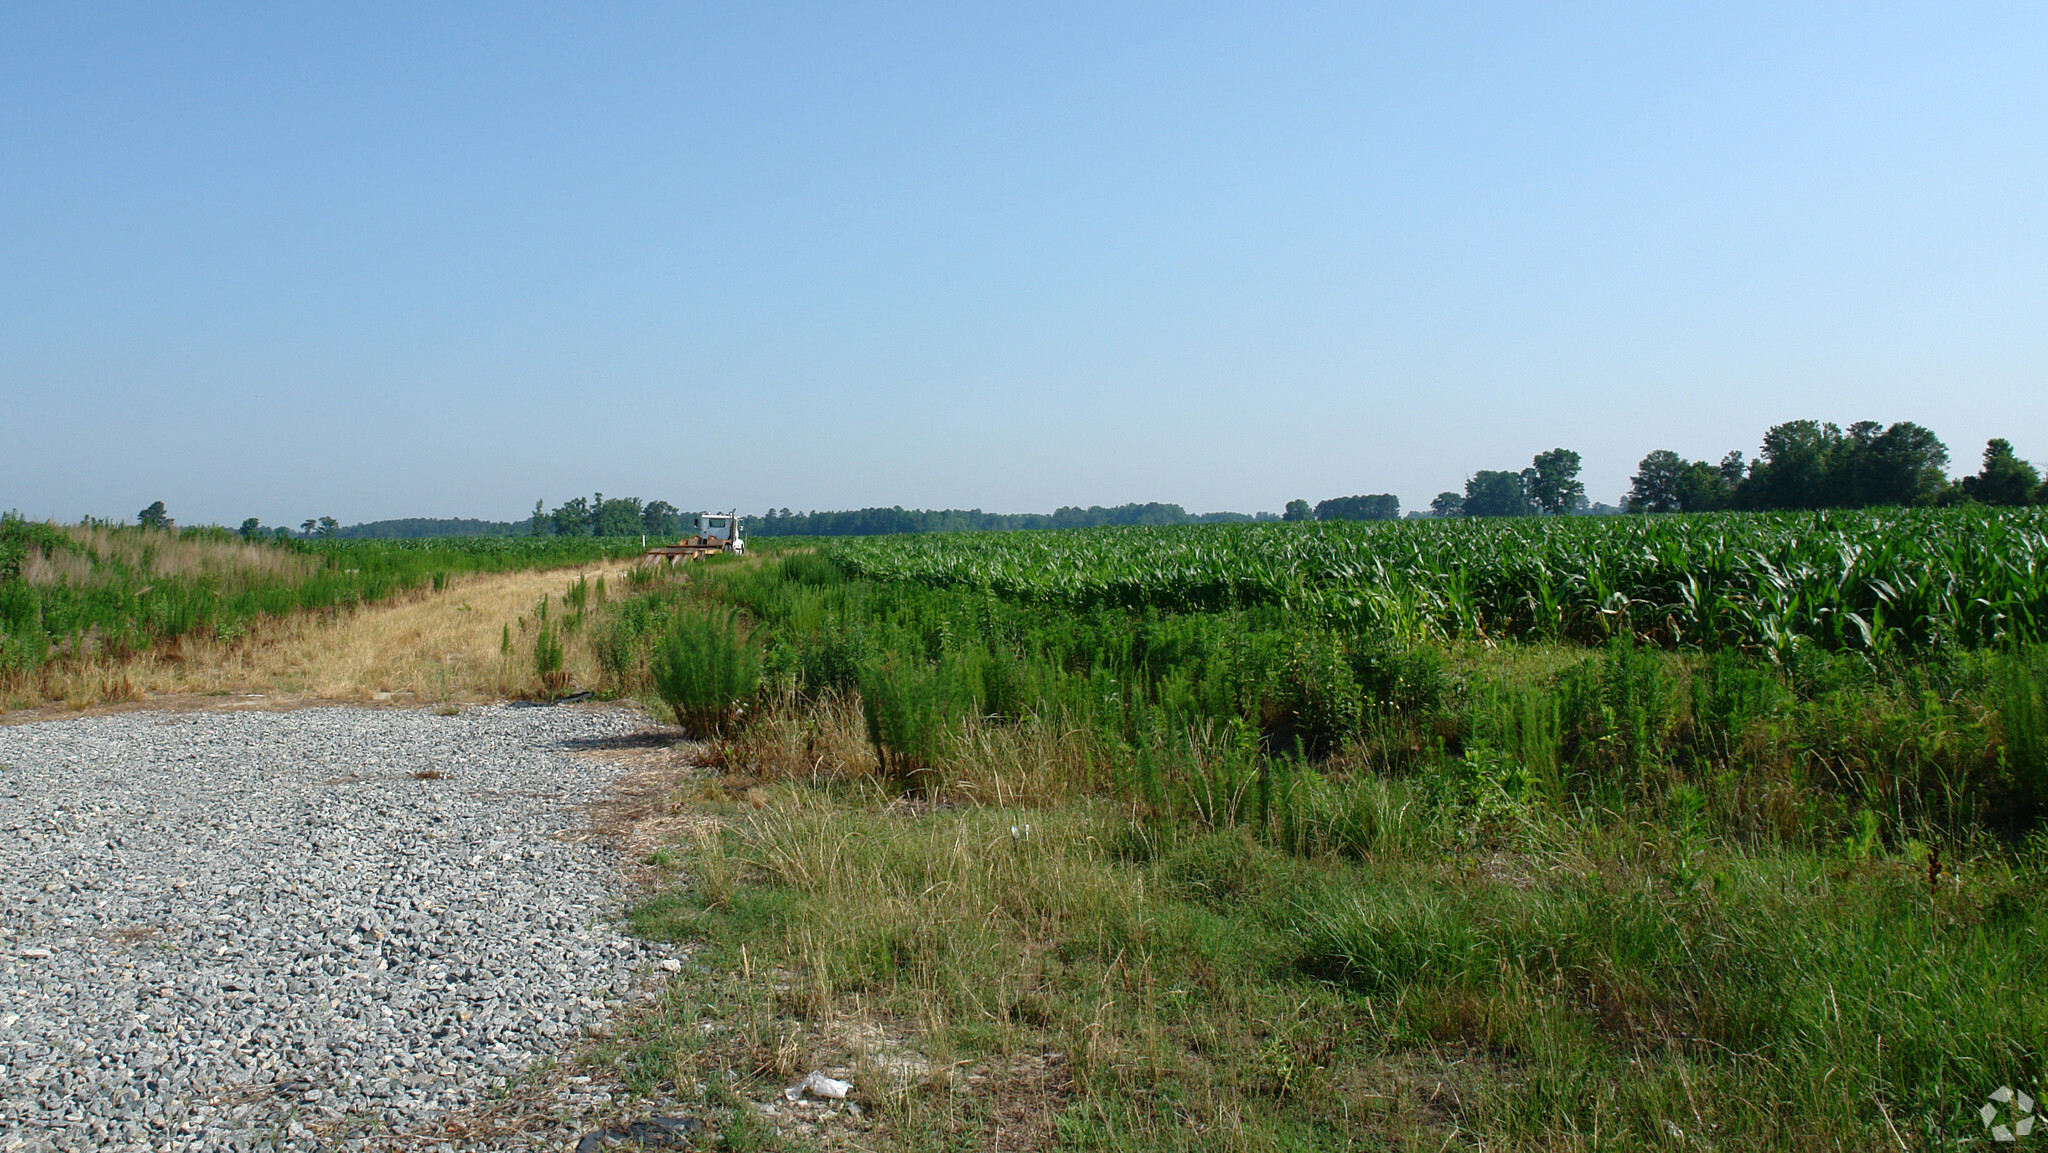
[{"left": 0, "top": 702, "right": 669, "bottom": 1152}]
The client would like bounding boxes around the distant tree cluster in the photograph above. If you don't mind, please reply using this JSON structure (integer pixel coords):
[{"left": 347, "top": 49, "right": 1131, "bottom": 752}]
[
  {"left": 1270, "top": 495, "right": 1404, "bottom": 523},
  {"left": 1313, "top": 494, "right": 1400, "bottom": 522},
  {"left": 1416, "top": 448, "right": 1589, "bottom": 520},
  {"left": 131, "top": 504, "right": 300, "bottom": 541},
  {"left": 1624, "top": 420, "right": 2042, "bottom": 513},
  {"left": 1957, "top": 439, "right": 2045, "bottom": 506},
  {"left": 235, "top": 518, "right": 299, "bottom": 541},
  {"left": 1525, "top": 449, "right": 1589, "bottom": 516},
  {"left": 526, "top": 494, "right": 686, "bottom": 538}
]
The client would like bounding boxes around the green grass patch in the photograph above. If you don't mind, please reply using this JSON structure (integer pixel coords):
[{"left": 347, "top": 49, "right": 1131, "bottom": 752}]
[
  {"left": 581, "top": 534, "right": 2048, "bottom": 1150},
  {"left": 612, "top": 782, "right": 2048, "bottom": 1149}
]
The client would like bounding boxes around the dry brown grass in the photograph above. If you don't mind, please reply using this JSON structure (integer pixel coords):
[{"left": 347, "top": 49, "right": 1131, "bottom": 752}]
[
  {"left": 937, "top": 717, "right": 1103, "bottom": 807},
  {"left": 1, "top": 563, "right": 638, "bottom": 715},
  {"left": 20, "top": 525, "right": 321, "bottom": 588},
  {"left": 732, "top": 690, "right": 881, "bottom": 782},
  {"left": 732, "top": 694, "right": 1100, "bottom": 809}
]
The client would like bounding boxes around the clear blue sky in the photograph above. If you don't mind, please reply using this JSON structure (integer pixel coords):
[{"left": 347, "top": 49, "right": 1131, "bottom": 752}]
[{"left": 3, "top": 3, "right": 2043, "bottom": 526}]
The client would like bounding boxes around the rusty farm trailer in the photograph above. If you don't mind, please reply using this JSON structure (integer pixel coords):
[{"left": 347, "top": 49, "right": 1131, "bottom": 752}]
[{"left": 643, "top": 512, "right": 746, "bottom": 565}]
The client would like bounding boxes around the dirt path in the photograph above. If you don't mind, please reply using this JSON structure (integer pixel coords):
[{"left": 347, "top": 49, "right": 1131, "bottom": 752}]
[
  {"left": 4, "top": 564, "right": 640, "bottom": 720},
  {"left": 0, "top": 566, "right": 770, "bottom": 1148}
]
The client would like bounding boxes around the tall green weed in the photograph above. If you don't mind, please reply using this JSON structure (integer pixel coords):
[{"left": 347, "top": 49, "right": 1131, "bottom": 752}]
[{"left": 652, "top": 611, "right": 761, "bottom": 735}]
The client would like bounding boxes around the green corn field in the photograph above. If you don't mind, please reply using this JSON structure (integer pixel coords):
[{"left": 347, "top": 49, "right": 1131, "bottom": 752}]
[
  {"left": 598, "top": 510, "right": 2048, "bottom": 1150},
  {"left": 831, "top": 506, "right": 2048, "bottom": 655}
]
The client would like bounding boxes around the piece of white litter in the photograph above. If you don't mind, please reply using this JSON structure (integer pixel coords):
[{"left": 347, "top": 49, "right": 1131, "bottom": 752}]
[{"left": 784, "top": 1071, "right": 850, "bottom": 1101}]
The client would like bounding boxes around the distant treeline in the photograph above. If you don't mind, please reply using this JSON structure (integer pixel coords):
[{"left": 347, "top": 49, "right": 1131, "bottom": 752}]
[
  {"left": 221, "top": 514, "right": 529, "bottom": 541},
  {"left": 228, "top": 502, "right": 1293, "bottom": 541},
  {"left": 334, "top": 517, "right": 525, "bottom": 539},
  {"left": 189, "top": 418, "right": 2044, "bottom": 544},
  {"left": 502, "top": 499, "right": 1285, "bottom": 541},
  {"left": 747, "top": 503, "right": 1281, "bottom": 537}
]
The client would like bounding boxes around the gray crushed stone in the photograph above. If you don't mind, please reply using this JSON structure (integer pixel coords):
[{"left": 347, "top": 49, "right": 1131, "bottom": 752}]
[{"left": 0, "top": 702, "right": 672, "bottom": 1151}]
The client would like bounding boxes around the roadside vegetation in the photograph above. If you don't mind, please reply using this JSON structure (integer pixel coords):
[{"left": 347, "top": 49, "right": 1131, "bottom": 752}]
[
  {"left": 11, "top": 503, "right": 2046, "bottom": 1146},
  {"left": 0, "top": 515, "right": 646, "bottom": 709},
  {"left": 573, "top": 511, "right": 2048, "bottom": 1150}
]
